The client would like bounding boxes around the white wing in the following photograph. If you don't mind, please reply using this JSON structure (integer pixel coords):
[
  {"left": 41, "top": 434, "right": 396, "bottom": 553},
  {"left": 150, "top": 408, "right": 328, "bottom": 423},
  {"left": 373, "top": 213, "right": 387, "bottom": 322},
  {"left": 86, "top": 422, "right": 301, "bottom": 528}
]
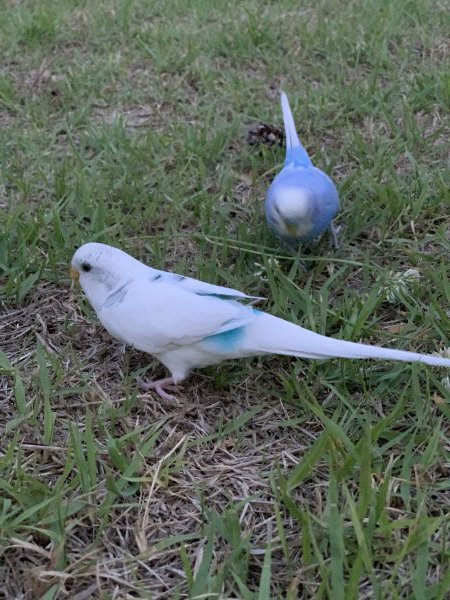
[
  {"left": 99, "top": 276, "right": 259, "bottom": 354},
  {"left": 146, "top": 267, "right": 263, "bottom": 301}
]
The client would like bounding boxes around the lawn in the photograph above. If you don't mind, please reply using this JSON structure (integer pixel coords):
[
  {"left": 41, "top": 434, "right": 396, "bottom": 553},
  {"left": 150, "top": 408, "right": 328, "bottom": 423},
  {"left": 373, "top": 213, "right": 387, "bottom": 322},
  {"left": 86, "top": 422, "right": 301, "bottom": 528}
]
[{"left": 0, "top": 0, "right": 449, "bottom": 597}]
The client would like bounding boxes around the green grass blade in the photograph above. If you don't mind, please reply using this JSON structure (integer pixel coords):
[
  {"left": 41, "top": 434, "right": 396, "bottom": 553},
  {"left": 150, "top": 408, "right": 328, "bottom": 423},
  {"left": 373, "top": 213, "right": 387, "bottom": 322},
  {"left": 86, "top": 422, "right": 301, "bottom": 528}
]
[
  {"left": 257, "top": 530, "right": 272, "bottom": 600},
  {"left": 328, "top": 462, "right": 345, "bottom": 600}
]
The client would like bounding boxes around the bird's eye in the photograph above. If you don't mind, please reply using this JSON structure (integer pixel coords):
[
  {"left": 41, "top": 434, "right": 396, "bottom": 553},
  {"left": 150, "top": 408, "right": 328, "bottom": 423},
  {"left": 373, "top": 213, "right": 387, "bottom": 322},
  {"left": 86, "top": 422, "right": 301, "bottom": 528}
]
[{"left": 81, "top": 262, "right": 92, "bottom": 273}]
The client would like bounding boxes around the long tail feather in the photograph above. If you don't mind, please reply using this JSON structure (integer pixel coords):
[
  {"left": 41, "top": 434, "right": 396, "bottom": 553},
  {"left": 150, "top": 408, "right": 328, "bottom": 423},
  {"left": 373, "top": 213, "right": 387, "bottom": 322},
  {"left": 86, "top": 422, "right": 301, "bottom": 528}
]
[
  {"left": 248, "top": 314, "right": 450, "bottom": 368},
  {"left": 281, "top": 91, "right": 300, "bottom": 150},
  {"left": 280, "top": 91, "right": 312, "bottom": 166}
]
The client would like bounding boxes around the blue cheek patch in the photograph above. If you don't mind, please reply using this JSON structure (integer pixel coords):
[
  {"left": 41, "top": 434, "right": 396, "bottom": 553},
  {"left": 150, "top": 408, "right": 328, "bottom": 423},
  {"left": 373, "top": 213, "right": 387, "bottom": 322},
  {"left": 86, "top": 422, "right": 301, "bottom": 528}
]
[{"left": 202, "top": 326, "right": 246, "bottom": 350}]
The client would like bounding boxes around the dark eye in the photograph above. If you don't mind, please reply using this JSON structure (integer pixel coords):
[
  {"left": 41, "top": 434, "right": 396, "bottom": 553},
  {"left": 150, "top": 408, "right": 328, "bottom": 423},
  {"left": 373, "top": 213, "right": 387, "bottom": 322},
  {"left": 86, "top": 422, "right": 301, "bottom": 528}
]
[{"left": 81, "top": 262, "right": 92, "bottom": 273}]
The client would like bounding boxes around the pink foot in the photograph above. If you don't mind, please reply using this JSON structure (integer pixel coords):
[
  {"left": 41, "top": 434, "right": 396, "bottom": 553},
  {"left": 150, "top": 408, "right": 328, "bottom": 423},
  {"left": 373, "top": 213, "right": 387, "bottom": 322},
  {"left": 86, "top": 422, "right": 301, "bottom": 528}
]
[
  {"left": 137, "top": 376, "right": 179, "bottom": 402},
  {"left": 329, "top": 223, "right": 341, "bottom": 249}
]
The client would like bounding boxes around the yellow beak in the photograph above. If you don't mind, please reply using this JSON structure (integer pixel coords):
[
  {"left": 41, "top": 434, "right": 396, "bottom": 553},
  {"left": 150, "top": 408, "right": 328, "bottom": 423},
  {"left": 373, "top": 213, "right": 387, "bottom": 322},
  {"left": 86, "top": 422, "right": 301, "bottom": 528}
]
[
  {"left": 70, "top": 267, "right": 80, "bottom": 283},
  {"left": 285, "top": 223, "right": 298, "bottom": 237}
]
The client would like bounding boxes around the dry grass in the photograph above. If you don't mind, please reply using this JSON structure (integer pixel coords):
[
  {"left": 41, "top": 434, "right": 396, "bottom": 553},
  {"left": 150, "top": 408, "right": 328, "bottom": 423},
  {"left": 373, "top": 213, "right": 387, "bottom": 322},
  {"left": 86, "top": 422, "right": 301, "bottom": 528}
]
[
  {"left": 1, "top": 284, "right": 325, "bottom": 598},
  {"left": 1, "top": 0, "right": 449, "bottom": 598}
]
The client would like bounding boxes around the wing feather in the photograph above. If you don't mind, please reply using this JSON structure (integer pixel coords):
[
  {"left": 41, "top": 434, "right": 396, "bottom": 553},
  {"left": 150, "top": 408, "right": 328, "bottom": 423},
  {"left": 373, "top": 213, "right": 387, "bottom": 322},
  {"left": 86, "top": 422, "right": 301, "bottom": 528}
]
[
  {"left": 100, "top": 277, "right": 258, "bottom": 354},
  {"left": 146, "top": 267, "right": 263, "bottom": 301}
]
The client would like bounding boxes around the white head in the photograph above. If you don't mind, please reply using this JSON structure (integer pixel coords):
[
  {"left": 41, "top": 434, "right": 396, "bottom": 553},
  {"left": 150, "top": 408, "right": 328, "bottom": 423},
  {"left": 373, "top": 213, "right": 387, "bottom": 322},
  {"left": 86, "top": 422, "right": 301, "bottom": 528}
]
[
  {"left": 70, "top": 242, "right": 146, "bottom": 310},
  {"left": 274, "top": 186, "right": 315, "bottom": 221},
  {"left": 272, "top": 186, "right": 315, "bottom": 238}
]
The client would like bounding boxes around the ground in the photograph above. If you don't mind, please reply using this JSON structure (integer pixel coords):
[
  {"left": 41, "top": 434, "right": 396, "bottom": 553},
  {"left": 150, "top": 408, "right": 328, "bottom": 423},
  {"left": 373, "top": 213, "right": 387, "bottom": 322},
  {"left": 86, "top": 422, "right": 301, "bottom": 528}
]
[{"left": 0, "top": 0, "right": 449, "bottom": 598}]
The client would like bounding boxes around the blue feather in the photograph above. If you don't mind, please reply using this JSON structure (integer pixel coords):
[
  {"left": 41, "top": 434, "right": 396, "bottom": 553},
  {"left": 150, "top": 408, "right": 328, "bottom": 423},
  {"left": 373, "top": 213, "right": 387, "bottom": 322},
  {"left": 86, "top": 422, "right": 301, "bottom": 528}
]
[
  {"left": 202, "top": 326, "right": 246, "bottom": 350},
  {"left": 265, "top": 92, "right": 339, "bottom": 249}
]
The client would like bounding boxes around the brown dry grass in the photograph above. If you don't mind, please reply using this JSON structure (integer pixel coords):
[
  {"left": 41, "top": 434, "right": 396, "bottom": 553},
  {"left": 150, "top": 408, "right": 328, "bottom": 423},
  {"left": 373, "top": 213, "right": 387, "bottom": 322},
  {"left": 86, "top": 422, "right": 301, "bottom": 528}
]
[{"left": 1, "top": 283, "right": 327, "bottom": 598}]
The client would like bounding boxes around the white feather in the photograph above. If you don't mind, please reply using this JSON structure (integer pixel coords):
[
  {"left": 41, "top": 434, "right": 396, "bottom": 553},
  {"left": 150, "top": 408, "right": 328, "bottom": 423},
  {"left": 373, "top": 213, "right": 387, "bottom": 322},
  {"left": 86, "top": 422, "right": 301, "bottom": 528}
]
[
  {"left": 243, "top": 313, "right": 450, "bottom": 367},
  {"left": 71, "top": 243, "right": 450, "bottom": 386},
  {"left": 97, "top": 279, "right": 258, "bottom": 355}
]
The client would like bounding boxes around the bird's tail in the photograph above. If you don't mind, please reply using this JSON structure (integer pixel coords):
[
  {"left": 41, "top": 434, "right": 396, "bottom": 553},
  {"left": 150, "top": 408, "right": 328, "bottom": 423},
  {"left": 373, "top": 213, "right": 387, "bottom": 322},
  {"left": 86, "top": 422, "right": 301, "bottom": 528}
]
[
  {"left": 246, "top": 313, "right": 450, "bottom": 368},
  {"left": 280, "top": 91, "right": 312, "bottom": 167}
]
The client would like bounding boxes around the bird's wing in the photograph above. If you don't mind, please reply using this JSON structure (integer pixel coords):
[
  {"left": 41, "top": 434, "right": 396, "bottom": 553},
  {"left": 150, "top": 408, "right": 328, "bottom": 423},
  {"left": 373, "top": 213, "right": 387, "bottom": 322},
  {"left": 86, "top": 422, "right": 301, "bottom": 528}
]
[
  {"left": 147, "top": 268, "right": 264, "bottom": 301},
  {"left": 104, "top": 275, "right": 259, "bottom": 353}
]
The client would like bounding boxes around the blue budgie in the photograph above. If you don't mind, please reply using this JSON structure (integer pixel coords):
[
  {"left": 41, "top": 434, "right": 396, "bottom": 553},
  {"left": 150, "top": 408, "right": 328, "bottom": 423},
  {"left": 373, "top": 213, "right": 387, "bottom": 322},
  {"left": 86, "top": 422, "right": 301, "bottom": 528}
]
[
  {"left": 70, "top": 243, "right": 450, "bottom": 401},
  {"left": 265, "top": 91, "right": 340, "bottom": 250}
]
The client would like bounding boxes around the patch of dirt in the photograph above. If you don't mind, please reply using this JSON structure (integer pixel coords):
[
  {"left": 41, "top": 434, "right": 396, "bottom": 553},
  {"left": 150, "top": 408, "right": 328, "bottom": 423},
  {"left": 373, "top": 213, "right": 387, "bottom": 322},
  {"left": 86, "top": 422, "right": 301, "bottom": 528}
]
[{"left": 92, "top": 103, "right": 154, "bottom": 132}]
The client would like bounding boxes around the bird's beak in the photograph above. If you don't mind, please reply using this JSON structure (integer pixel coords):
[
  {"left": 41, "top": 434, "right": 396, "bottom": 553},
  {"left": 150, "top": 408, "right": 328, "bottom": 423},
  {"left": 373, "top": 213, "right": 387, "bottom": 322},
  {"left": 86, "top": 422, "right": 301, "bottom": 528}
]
[
  {"left": 70, "top": 267, "right": 80, "bottom": 283},
  {"left": 285, "top": 223, "right": 298, "bottom": 237}
]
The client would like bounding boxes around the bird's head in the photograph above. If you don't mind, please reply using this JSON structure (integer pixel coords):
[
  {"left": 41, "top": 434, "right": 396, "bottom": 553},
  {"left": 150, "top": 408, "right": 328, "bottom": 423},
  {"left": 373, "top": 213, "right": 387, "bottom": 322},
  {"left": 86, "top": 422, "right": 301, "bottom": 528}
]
[
  {"left": 272, "top": 186, "right": 315, "bottom": 238},
  {"left": 70, "top": 242, "right": 145, "bottom": 309}
]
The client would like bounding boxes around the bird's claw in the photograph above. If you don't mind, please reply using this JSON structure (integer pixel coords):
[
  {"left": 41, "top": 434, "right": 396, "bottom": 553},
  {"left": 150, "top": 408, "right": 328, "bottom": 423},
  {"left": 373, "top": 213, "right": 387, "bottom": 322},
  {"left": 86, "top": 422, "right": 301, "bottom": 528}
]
[
  {"left": 329, "top": 223, "right": 341, "bottom": 249},
  {"left": 137, "top": 376, "right": 180, "bottom": 402}
]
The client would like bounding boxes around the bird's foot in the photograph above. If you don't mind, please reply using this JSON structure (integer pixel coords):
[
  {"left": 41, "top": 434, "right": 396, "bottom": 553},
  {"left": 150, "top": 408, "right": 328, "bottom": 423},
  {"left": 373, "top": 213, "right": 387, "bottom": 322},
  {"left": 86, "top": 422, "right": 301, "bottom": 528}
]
[
  {"left": 137, "top": 376, "right": 179, "bottom": 402},
  {"left": 289, "top": 251, "right": 309, "bottom": 272},
  {"left": 329, "top": 223, "right": 341, "bottom": 249}
]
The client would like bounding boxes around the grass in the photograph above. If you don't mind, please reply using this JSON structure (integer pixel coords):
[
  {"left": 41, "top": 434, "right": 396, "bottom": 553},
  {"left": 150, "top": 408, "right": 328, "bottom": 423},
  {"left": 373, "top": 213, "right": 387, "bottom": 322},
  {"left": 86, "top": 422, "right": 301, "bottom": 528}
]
[{"left": 0, "top": 0, "right": 449, "bottom": 597}]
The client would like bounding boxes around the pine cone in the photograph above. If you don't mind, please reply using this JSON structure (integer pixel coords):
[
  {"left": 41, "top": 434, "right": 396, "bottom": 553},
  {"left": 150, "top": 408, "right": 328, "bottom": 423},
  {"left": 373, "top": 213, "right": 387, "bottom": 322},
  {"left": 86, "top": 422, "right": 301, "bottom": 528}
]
[{"left": 247, "top": 122, "right": 284, "bottom": 148}]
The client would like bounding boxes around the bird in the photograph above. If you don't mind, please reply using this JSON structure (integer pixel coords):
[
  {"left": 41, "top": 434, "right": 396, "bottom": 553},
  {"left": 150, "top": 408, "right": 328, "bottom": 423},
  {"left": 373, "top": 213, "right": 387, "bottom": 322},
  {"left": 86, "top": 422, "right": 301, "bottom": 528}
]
[
  {"left": 265, "top": 91, "right": 340, "bottom": 250},
  {"left": 70, "top": 242, "right": 450, "bottom": 401}
]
